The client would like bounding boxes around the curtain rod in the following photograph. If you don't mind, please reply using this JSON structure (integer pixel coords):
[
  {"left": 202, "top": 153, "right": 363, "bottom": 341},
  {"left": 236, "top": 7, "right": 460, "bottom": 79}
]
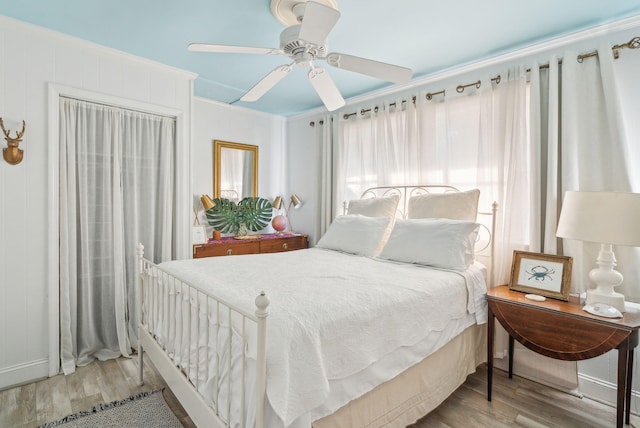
[
  {"left": 310, "top": 36, "right": 639, "bottom": 126},
  {"left": 340, "top": 75, "right": 501, "bottom": 120},
  {"left": 60, "top": 95, "right": 178, "bottom": 120},
  {"left": 532, "top": 36, "right": 639, "bottom": 71}
]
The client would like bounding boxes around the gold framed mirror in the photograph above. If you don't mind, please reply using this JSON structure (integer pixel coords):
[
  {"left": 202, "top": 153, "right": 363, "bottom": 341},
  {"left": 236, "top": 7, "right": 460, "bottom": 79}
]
[{"left": 213, "top": 140, "right": 258, "bottom": 201}]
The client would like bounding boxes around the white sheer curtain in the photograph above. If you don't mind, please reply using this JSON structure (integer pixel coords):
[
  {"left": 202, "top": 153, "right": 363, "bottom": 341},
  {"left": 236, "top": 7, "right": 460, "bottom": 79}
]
[
  {"left": 336, "top": 68, "right": 530, "bottom": 286},
  {"left": 336, "top": 97, "right": 413, "bottom": 204},
  {"left": 334, "top": 67, "right": 580, "bottom": 390},
  {"left": 58, "top": 97, "right": 176, "bottom": 374}
]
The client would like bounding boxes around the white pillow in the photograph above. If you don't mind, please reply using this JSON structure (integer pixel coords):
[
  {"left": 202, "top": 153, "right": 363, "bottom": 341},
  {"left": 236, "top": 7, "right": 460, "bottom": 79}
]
[
  {"left": 408, "top": 189, "right": 480, "bottom": 221},
  {"left": 316, "top": 215, "right": 391, "bottom": 257},
  {"left": 347, "top": 194, "right": 400, "bottom": 219},
  {"left": 378, "top": 218, "right": 480, "bottom": 271}
]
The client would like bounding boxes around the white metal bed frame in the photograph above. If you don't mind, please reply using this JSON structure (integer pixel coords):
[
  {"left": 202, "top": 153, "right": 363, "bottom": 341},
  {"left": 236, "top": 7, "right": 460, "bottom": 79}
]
[
  {"left": 136, "top": 185, "right": 497, "bottom": 428},
  {"left": 136, "top": 244, "right": 269, "bottom": 427}
]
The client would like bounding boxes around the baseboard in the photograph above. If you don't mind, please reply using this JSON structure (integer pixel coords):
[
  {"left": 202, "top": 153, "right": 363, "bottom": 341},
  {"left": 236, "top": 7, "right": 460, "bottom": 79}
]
[
  {"left": 494, "top": 349, "right": 582, "bottom": 397},
  {"left": 578, "top": 372, "right": 640, "bottom": 414},
  {"left": 0, "top": 359, "right": 50, "bottom": 390}
]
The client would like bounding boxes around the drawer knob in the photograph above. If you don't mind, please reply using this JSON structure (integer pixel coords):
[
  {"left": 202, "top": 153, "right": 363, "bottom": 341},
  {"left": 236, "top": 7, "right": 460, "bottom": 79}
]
[
  {"left": 227, "top": 249, "right": 233, "bottom": 255},
  {"left": 283, "top": 243, "right": 288, "bottom": 249}
]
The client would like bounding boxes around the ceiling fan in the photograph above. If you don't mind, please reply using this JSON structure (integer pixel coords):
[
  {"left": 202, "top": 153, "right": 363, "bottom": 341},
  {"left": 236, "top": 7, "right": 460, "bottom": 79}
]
[{"left": 188, "top": 0, "right": 412, "bottom": 111}]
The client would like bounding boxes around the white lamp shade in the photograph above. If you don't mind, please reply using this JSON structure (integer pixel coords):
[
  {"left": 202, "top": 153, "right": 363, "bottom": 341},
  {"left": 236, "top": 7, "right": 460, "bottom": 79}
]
[{"left": 556, "top": 191, "right": 640, "bottom": 246}]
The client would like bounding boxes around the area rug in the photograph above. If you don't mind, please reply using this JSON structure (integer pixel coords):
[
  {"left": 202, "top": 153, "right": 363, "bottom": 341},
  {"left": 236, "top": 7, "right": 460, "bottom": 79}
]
[{"left": 38, "top": 389, "right": 183, "bottom": 428}]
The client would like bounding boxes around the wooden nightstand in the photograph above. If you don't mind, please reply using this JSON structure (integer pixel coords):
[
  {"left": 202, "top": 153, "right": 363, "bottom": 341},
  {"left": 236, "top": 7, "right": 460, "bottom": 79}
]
[
  {"left": 486, "top": 285, "right": 640, "bottom": 427},
  {"left": 193, "top": 233, "right": 308, "bottom": 258}
]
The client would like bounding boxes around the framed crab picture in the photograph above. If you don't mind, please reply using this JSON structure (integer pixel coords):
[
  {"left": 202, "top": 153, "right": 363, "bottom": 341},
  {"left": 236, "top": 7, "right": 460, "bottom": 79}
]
[{"left": 508, "top": 251, "right": 573, "bottom": 301}]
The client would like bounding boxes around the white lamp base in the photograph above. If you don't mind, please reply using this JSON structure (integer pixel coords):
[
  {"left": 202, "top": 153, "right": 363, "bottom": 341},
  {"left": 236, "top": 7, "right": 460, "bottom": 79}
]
[
  {"left": 585, "top": 243, "right": 626, "bottom": 313},
  {"left": 584, "top": 287, "right": 626, "bottom": 313}
]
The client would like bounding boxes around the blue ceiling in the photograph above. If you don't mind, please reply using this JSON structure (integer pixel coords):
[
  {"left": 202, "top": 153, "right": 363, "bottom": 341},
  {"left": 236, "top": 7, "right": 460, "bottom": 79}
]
[{"left": 2, "top": 0, "right": 640, "bottom": 116}]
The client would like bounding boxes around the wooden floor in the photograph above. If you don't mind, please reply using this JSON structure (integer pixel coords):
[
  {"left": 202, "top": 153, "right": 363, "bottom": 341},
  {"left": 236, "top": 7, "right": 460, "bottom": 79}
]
[
  {"left": 412, "top": 366, "right": 639, "bottom": 428},
  {"left": 0, "top": 356, "right": 194, "bottom": 428},
  {"left": 1, "top": 357, "right": 637, "bottom": 428}
]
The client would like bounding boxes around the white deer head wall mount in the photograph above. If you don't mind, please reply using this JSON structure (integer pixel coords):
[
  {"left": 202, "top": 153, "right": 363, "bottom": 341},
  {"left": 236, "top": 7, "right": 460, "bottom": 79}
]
[{"left": 0, "top": 118, "right": 26, "bottom": 165}]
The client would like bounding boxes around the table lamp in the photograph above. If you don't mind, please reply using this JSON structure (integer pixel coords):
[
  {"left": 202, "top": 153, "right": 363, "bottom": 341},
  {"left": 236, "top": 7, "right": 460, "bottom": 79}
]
[
  {"left": 556, "top": 191, "right": 640, "bottom": 312},
  {"left": 272, "top": 194, "right": 303, "bottom": 233}
]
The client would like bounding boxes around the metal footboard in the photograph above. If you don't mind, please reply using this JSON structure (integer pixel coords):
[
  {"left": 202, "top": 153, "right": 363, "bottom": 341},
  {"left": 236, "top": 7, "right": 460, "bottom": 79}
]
[{"left": 135, "top": 243, "right": 269, "bottom": 428}]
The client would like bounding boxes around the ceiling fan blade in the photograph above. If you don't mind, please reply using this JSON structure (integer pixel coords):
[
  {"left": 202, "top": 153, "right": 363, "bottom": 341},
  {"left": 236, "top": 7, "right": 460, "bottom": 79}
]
[
  {"left": 326, "top": 53, "right": 412, "bottom": 84},
  {"left": 188, "top": 43, "right": 281, "bottom": 55},
  {"left": 240, "top": 65, "right": 293, "bottom": 102},
  {"left": 298, "top": 1, "right": 340, "bottom": 46},
  {"left": 308, "top": 67, "right": 345, "bottom": 111}
]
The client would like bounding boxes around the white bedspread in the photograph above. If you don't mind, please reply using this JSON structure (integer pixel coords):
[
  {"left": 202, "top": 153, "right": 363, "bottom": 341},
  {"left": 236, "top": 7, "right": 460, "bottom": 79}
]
[{"left": 157, "top": 248, "right": 486, "bottom": 426}]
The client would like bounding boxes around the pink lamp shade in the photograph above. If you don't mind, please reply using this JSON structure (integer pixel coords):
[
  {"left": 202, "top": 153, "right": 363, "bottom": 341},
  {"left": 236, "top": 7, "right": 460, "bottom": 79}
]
[{"left": 272, "top": 214, "right": 288, "bottom": 232}]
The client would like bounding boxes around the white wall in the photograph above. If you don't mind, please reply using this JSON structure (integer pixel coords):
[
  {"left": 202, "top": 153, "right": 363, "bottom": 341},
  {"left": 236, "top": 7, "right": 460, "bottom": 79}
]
[
  {"left": 191, "top": 97, "right": 286, "bottom": 235},
  {"left": 0, "top": 16, "right": 194, "bottom": 389},
  {"left": 284, "top": 117, "right": 318, "bottom": 242}
]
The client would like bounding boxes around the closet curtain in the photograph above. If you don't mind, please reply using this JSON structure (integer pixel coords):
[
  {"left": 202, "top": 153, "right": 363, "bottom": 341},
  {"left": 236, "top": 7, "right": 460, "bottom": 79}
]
[{"left": 58, "top": 97, "right": 176, "bottom": 375}]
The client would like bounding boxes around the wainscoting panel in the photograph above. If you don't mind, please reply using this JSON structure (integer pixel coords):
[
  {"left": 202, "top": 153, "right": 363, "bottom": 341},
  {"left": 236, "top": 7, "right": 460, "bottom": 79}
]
[{"left": 0, "top": 359, "right": 49, "bottom": 390}]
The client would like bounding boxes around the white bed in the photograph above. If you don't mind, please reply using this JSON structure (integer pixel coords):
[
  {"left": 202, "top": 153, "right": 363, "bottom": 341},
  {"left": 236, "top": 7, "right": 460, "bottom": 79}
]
[{"left": 136, "top": 185, "right": 497, "bottom": 428}]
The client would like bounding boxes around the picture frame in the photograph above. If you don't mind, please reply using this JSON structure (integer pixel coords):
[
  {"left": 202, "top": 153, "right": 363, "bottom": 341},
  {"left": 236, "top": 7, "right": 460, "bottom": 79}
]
[
  {"left": 508, "top": 250, "right": 573, "bottom": 301},
  {"left": 192, "top": 225, "right": 208, "bottom": 245}
]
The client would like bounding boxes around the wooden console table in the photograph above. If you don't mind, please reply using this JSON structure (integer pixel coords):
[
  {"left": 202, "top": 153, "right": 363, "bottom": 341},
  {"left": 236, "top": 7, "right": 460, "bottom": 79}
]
[
  {"left": 487, "top": 285, "right": 640, "bottom": 428},
  {"left": 193, "top": 233, "right": 308, "bottom": 258}
]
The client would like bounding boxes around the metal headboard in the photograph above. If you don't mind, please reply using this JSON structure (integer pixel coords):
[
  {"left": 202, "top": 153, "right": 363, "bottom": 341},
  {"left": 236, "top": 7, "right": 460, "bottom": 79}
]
[{"left": 346, "top": 185, "right": 498, "bottom": 286}]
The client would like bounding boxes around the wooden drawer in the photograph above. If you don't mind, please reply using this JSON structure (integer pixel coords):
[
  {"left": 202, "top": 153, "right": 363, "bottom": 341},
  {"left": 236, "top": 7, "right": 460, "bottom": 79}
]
[
  {"left": 194, "top": 240, "right": 259, "bottom": 258},
  {"left": 193, "top": 234, "right": 308, "bottom": 258},
  {"left": 259, "top": 235, "right": 308, "bottom": 253}
]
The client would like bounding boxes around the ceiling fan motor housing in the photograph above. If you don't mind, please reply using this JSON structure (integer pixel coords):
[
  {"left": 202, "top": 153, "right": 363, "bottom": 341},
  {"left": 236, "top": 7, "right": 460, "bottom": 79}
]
[
  {"left": 270, "top": 0, "right": 339, "bottom": 26},
  {"left": 280, "top": 25, "right": 327, "bottom": 66}
]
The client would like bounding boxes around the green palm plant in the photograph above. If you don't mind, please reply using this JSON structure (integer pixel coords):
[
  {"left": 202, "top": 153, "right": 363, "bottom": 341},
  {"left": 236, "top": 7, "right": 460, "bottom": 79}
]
[
  {"left": 236, "top": 197, "right": 274, "bottom": 231},
  {"left": 205, "top": 197, "right": 273, "bottom": 235}
]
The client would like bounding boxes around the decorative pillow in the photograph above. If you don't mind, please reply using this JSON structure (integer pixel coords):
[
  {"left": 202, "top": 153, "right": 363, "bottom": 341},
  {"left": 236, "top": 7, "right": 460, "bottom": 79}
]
[
  {"left": 316, "top": 215, "right": 391, "bottom": 257},
  {"left": 407, "top": 189, "right": 480, "bottom": 221},
  {"left": 378, "top": 218, "right": 480, "bottom": 271},
  {"left": 347, "top": 194, "right": 400, "bottom": 219}
]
